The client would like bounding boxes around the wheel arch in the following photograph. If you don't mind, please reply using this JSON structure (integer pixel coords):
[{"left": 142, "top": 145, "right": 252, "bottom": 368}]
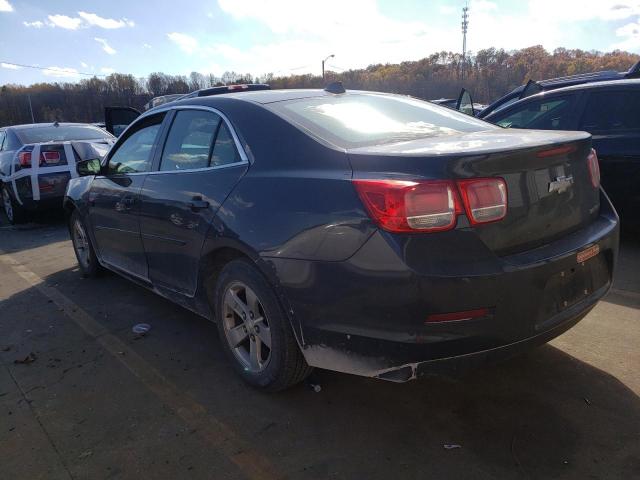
[{"left": 196, "top": 240, "right": 305, "bottom": 347}]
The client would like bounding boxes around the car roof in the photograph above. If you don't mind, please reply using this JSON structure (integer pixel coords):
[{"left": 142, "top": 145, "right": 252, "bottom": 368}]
[
  {"left": 515, "top": 78, "right": 640, "bottom": 98},
  {"left": 8, "top": 122, "right": 101, "bottom": 131},
  {"left": 484, "top": 78, "right": 640, "bottom": 119},
  {"left": 144, "top": 88, "right": 416, "bottom": 115}
]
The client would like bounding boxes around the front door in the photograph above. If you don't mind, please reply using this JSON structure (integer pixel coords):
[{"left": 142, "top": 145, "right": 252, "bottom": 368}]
[
  {"left": 89, "top": 112, "right": 166, "bottom": 279},
  {"left": 139, "top": 108, "right": 248, "bottom": 295}
]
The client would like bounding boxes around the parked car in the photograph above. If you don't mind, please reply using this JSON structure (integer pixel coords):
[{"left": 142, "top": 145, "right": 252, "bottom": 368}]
[
  {"left": 430, "top": 97, "right": 487, "bottom": 113},
  {"left": 476, "top": 60, "right": 640, "bottom": 119},
  {"left": 64, "top": 83, "right": 619, "bottom": 391},
  {"left": 483, "top": 79, "right": 640, "bottom": 230},
  {"left": 0, "top": 122, "right": 115, "bottom": 224}
]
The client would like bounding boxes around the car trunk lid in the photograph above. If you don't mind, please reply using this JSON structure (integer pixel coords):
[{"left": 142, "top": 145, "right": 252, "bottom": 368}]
[{"left": 347, "top": 129, "right": 600, "bottom": 255}]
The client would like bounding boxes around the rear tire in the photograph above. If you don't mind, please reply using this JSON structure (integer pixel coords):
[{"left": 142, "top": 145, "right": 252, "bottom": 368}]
[
  {"left": 69, "top": 210, "right": 102, "bottom": 278},
  {"left": 2, "top": 184, "right": 28, "bottom": 225},
  {"left": 214, "top": 259, "right": 312, "bottom": 392}
]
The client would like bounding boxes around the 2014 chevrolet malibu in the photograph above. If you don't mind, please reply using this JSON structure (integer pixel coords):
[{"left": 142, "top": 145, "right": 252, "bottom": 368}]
[{"left": 64, "top": 84, "right": 619, "bottom": 391}]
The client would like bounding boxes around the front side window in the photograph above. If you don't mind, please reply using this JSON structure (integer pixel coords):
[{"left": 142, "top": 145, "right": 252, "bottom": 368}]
[
  {"left": 270, "top": 93, "right": 495, "bottom": 149},
  {"left": 491, "top": 95, "right": 576, "bottom": 130},
  {"left": 107, "top": 114, "right": 164, "bottom": 174},
  {"left": 580, "top": 90, "right": 640, "bottom": 133},
  {"left": 160, "top": 110, "right": 220, "bottom": 171}
]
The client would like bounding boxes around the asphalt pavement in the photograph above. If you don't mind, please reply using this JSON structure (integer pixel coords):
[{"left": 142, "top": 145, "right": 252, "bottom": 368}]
[{"left": 1, "top": 212, "right": 639, "bottom": 479}]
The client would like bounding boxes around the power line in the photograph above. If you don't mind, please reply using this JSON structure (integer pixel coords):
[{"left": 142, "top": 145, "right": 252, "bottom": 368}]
[{"left": 0, "top": 61, "right": 107, "bottom": 77}]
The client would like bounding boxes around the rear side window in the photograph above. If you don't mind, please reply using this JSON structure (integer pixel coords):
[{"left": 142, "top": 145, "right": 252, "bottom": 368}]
[
  {"left": 579, "top": 90, "right": 640, "bottom": 132},
  {"left": 16, "top": 125, "right": 113, "bottom": 144},
  {"left": 270, "top": 93, "right": 495, "bottom": 148},
  {"left": 107, "top": 114, "right": 164, "bottom": 174},
  {"left": 160, "top": 110, "right": 221, "bottom": 171},
  {"left": 0, "top": 131, "right": 5, "bottom": 151},
  {"left": 211, "top": 123, "right": 241, "bottom": 167},
  {"left": 492, "top": 95, "right": 576, "bottom": 130}
]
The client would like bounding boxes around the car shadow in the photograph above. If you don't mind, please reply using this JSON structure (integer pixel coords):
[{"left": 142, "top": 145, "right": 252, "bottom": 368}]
[{"left": 2, "top": 264, "right": 639, "bottom": 479}]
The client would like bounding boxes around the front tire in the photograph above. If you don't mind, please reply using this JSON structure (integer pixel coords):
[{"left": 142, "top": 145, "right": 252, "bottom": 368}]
[
  {"left": 69, "top": 210, "right": 101, "bottom": 277},
  {"left": 214, "top": 259, "right": 312, "bottom": 391},
  {"left": 2, "top": 184, "right": 27, "bottom": 225}
]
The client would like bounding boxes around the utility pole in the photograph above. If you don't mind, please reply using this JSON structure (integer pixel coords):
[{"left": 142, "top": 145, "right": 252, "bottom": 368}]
[
  {"left": 461, "top": 4, "right": 469, "bottom": 81},
  {"left": 27, "top": 93, "right": 35, "bottom": 123},
  {"left": 322, "top": 54, "right": 335, "bottom": 81}
]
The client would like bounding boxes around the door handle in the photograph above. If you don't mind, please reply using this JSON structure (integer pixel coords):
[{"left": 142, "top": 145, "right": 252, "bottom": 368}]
[{"left": 188, "top": 196, "right": 210, "bottom": 211}]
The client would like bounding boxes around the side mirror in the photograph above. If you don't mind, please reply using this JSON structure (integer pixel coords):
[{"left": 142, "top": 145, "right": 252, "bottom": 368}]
[
  {"left": 76, "top": 158, "right": 102, "bottom": 176},
  {"left": 456, "top": 89, "right": 475, "bottom": 116}
]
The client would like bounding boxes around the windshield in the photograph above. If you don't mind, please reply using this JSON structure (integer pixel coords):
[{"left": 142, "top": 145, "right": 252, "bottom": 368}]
[
  {"left": 269, "top": 93, "right": 496, "bottom": 149},
  {"left": 16, "top": 125, "right": 113, "bottom": 144}
]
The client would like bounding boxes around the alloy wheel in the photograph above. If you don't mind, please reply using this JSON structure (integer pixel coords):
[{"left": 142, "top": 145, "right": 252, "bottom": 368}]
[
  {"left": 72, "top": 218, "right": 90, "bottom": 268},
  {"left": 222, "top": 281, "right": 272, "bottom": 373}
]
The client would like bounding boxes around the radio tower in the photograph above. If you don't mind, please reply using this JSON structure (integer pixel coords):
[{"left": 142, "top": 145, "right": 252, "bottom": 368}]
[{"left": 461, "top": 4, "right": 469, "bottom": 81}]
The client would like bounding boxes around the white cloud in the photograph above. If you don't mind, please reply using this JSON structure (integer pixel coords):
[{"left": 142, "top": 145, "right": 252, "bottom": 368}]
[
  {"left": 0, "top": 0, "right": 13, "bottom": 12},
  {"left": 78, "top": 11, "right": 134, "bottom": 29},
  {"left": 528, "top": 0, "right": 640, "bottom": 21},
  {"left": 167, "top": 32, "right": 198, "bottom": 54},
  {"left": 613, "top": 20, "right": 640, "bottom": 50},
  {"left": 100, "top": 67, "right": 116, "bottom": 74},
  {"left": 143, "top": 43, "right": 152, "bottom": 49},
  {"left": 80, "top": 61, "right": 89, "bottom": 68},
  {"left": 47, "top": 14, "right": 83, "bottom": 30},
  {"left": 94, "top": 37, "right": 116, "bottom": 55},
  {"left": 198, "top": 0, "right": 640, "bottom": 77},
  {"left": 23, "top": 20, "right": 44, "bottom": 28},
  {"left": 43, "top": 66, "right": 80, "bottom": 78},
  {"left": 1, "top": 62, "right": 21, "bottom": 70}
]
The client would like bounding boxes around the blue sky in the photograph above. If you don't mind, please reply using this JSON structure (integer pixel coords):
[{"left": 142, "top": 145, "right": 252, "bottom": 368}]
[{"left": 1, "top": 0, "right": 639, "bottom": 85}]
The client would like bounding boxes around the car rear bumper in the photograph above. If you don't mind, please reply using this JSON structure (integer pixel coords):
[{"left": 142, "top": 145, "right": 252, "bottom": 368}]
[{"left": 266, "top": 191, "right": 619, "bottom": 381}]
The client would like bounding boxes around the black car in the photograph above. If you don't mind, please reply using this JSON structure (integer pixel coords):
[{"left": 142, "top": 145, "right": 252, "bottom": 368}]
[
  {"left": 0, "top": 123, "right": 114, "bottom": 224},
  {"left": 64, "top": 85, "right": 619, "bottom": 391},
  {"left": 476, "top": 61, "right": 640, "bottom": 119},
  {"left": 484, "top": 79, "right": 640, "bottom": 229}
]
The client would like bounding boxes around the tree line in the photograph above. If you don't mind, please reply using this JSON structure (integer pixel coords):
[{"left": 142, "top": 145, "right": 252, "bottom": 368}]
[{"left": 1, "top": 46, "right": 638, "bottom": 127}]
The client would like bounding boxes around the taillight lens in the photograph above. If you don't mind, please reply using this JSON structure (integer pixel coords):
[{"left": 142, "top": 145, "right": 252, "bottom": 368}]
[
  {"left": 457, "top": 178, "right": 507, "bottom": 225},
  {"left": 353, "top": 179, "right": 462, "bottom": 233},
  {"left": 354, "top": 177, "right": 508, "bottom": 233},
  {"left": 587, "top": 148, "right": 600, "bottom": 188},
  {"left": 40, "top": 151, "right": 61, "bottom": 165},
  {"left": 18, "top": 151, "right": 32, "bottom": 167}
]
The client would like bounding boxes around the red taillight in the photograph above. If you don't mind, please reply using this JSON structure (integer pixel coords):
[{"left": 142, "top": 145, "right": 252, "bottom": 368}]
[
  {"left": 587, "top": 148, "right": 600, "bottom": 188},
  {"left": 457, "top": 178, "right": 508, "bottom": 225},
  {"left": 426, "top": 308, "right": 490, "bottom": 323},
  {"left": 353, "top": 179, "right": 462, "bottom": 233},
  {"left": 18, "top": 151, "right": 32, "bottom": 167},
  {"left": 40, "top": 151, "right": 61, "bottom": 165}
]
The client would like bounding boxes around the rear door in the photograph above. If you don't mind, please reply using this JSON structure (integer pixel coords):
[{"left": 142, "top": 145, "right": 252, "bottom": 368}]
[
  {"left": 88, "top": 112, "right": 167, "bottom": 279},
  {"left": 139, "top": 107, "right": 249, "bottom": 295},
  {"left": 578, "top": 86, "right": 640, "bottom": 221}
]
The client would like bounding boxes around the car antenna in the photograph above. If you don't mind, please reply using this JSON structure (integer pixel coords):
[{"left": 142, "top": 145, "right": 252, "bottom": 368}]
[{"left": 324, "top": 81, "right": 346, "bottom": 94}]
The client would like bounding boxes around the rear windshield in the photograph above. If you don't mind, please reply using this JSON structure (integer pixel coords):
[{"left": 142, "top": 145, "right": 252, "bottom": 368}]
[
  {"left": 16, "top": 125, "right": 113, "bottom": 144},
  {"left": 269, "top": 93, "right": 496, "bottom": 148}
]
